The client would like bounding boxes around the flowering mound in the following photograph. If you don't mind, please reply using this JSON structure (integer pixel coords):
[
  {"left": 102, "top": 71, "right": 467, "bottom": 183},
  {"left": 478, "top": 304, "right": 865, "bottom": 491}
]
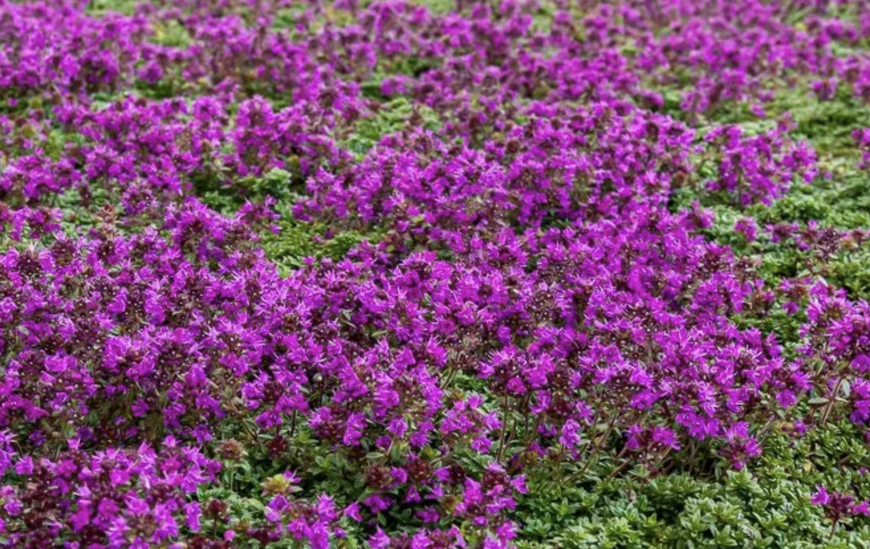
[{"left": 4, "top": 0, "right": 870, "bottom": 547}]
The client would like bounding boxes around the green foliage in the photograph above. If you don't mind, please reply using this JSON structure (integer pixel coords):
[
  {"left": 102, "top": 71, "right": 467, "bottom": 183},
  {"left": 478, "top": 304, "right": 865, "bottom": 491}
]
[
  {"left": 149, "top": 20, "right": 192, "bottom": 48},
  {"left": 85, "top": 0, "right": 140, "bottom": 16},
  {"left": 666, "top": 84, "right": 870, "bottom": 305},
  {"left": 783, "top": 88, "right": 870, "bottom": 159},
  {"left": 514, "top": 422, "right": 870, "bottom": 549},
  {"left": 262, "top": 215, "right": 383, "bottom": 272},
  {"left": 345, "top": 97, "right": 440, "bottom": 156},
  {"left": 192, "top": 167, "right": 383, "bottom": 269}
]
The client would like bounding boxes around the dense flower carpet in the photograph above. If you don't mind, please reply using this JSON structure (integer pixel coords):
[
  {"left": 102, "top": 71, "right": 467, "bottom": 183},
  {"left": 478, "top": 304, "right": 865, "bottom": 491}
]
[{"left": 5, "top": 0, "right": 870, "bottom": 547}]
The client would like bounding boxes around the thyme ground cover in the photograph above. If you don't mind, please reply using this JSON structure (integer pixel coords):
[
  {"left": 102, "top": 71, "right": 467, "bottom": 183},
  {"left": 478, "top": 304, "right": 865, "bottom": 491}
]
[{"left": 3, "top": 0, "right": 870, "bottom": 547}]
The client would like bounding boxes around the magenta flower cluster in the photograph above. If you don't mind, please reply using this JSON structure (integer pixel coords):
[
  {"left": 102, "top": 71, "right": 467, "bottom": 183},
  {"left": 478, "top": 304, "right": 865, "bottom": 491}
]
[{"left": 0, "top": 0, "right": 869, "bottom": 547}]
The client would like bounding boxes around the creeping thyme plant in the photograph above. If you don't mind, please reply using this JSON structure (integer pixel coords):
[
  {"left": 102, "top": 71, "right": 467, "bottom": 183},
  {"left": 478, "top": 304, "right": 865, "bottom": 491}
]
[{"left": 5, "top": 0, "right": 870, "bottom": 547}]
